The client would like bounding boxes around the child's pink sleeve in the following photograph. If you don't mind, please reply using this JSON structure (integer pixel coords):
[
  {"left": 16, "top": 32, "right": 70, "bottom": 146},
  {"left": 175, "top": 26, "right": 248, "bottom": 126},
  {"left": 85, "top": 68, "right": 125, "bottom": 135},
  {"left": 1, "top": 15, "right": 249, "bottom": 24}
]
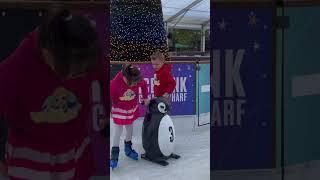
[{"left": 140, "top": 79, "right": 149, "bottom": 99}]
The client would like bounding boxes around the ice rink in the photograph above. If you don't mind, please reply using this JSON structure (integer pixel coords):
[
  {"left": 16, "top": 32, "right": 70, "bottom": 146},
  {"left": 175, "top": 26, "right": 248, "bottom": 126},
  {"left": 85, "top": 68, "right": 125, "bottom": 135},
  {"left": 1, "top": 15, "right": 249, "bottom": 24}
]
[{"left": 109, "top": 114, "right": 210, "bottom": 180}]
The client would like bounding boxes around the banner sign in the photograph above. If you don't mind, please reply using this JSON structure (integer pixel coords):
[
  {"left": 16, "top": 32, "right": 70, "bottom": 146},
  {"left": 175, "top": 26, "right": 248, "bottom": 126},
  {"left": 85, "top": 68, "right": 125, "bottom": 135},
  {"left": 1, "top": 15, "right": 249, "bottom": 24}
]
[
  {"left": 137, "top": 63, "right": 196, "bottom": 116},
  {"left": 211, "top": 7, "right": 274, "bottom": 170}
]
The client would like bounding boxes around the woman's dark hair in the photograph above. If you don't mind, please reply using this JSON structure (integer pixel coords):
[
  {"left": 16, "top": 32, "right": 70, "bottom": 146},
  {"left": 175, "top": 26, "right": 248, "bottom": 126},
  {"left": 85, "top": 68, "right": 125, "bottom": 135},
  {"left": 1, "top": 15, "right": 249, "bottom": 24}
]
[
  {"left": 39, "top": 9, "right": 100, "bottom": 77},
  {"left": 122, "top": 64, "right": 142, "bottom": 84}
]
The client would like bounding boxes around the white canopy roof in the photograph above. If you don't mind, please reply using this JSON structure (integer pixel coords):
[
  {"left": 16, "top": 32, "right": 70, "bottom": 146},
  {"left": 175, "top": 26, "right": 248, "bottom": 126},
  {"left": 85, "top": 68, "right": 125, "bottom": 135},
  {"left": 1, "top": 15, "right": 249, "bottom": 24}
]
[{"left": 161, "top": 0, "right": 210, "bottom": 30}]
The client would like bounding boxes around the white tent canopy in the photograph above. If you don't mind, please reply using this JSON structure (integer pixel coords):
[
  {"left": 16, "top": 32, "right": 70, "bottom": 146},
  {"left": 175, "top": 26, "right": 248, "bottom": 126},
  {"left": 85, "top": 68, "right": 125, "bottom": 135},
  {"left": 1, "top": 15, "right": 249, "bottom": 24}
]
[
  {"left": 161, "top": 0, "right": 210, "bottom": 30},
  {"left": 161, "top": 0, "right": 210, "bottom": 52}
]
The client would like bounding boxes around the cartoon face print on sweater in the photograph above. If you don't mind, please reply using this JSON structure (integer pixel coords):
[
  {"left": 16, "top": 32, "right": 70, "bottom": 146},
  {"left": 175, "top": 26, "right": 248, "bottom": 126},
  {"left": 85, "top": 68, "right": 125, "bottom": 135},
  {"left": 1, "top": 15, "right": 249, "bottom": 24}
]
[
  {"left": 119, "top": 89, "right": 135, "bottom": 101},
  {"left": 154, "top": 74, "right": 160, "bottom": 86},
  {"left": 30, "top": 87, "right": 82, "bottom": 124}
]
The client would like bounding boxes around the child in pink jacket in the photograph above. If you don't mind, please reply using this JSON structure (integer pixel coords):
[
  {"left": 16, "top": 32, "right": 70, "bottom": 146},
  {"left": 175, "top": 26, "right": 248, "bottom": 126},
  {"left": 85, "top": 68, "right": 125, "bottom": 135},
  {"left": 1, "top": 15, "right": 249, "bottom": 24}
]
[
  {"left": 0, "top": 9, "right": 108, "bottom": 179},
  {"left": 110, "top": 64, "right": 149, "bottom": 169}
]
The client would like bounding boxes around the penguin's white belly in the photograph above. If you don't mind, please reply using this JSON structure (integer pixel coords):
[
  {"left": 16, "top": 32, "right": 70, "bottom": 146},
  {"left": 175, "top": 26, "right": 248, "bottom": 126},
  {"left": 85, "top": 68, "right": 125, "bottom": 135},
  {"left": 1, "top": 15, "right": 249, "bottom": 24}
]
[{"left": 158, "top": 115, "right": 175, "bottom": 156}]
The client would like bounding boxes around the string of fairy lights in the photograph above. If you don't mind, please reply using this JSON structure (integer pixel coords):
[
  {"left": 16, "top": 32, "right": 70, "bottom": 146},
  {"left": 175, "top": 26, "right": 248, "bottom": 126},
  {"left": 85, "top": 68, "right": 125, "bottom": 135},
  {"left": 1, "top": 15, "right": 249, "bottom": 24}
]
[{"left": 110, "top": 0, "right": 170, "bottom": 62}]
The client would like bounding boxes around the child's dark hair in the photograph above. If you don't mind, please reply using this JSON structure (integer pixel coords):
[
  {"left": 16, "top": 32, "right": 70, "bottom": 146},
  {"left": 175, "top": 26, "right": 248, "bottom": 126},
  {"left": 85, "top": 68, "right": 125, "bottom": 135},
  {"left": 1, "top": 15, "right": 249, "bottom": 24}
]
[
  {"left": 39, "top": 8, "right": 100, "bottom": 77},
  {"left": 122, "top": 64, "right": 142, "bottom": 84}
]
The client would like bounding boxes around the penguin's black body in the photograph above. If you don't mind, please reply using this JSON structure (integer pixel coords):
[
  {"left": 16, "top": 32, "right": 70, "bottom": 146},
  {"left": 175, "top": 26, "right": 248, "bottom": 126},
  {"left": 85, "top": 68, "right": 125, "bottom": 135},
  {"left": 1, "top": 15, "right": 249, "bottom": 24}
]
[{"left": 141, "top": 97, "right": 180, "bottom": 166}]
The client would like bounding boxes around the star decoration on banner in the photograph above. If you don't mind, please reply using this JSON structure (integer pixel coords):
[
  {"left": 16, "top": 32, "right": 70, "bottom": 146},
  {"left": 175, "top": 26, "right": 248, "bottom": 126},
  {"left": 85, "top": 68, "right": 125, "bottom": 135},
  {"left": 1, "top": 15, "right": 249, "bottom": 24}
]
[
  {"left": 253, "top": 41, "right": 260, "bottom": 51},
  {"left": 262, "top": 74, "right": 267, "bottom": 79},
  {"left": 248, "top": 11, "right": 259, "bottom": 26},
  {"left": 218, "top": 19, "right": 228, "bottom": 31},
  {"left": 263, "top": 25, "right": 268, "bottom": 30}
]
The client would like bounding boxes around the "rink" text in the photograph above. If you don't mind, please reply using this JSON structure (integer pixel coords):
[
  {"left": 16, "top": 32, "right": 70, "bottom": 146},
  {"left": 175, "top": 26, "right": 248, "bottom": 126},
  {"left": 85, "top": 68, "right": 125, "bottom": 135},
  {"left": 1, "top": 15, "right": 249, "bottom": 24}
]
[{"left": 212, "top": 49, "right": 246, "bottom": 127}]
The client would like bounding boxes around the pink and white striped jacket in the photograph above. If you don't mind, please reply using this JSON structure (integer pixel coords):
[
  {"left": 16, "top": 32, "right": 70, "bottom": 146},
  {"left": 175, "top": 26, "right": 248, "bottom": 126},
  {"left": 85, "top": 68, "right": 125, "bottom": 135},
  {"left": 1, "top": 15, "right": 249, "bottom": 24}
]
[
  {"left": 110, "top": 72, "right": 148, "bottom": 125},
  {"left": 0, "top": 30, "right": 108, "bottom": 179}
]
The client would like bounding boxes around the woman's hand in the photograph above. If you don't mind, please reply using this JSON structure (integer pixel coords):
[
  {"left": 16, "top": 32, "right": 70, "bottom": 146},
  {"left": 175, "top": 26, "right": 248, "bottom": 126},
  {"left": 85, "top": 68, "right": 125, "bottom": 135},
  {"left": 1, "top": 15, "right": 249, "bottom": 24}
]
[{"left": 143, "top": 99, "right": 150, "bottom": 106}]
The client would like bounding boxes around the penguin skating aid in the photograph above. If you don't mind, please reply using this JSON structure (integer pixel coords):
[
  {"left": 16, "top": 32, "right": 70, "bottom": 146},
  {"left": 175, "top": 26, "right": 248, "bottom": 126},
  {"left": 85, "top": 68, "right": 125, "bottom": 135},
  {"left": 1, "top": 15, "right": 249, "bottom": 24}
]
[{"left": 141, "top": 97, "right": 180, "bottom": 166}]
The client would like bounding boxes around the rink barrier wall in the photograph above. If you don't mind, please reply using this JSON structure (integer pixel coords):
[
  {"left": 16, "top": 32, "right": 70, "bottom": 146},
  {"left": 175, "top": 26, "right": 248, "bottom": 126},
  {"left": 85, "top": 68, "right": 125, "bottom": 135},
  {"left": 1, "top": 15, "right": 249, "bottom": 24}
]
[{"left": 110, "top": 58, "right": 210, "bottom": 122}]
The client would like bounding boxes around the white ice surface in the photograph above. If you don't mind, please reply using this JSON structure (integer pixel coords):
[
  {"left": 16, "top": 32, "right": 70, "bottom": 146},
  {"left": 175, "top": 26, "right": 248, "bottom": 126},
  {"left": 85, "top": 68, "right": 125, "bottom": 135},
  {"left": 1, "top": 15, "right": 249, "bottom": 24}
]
[
  {"left": 3, "top": 113, "right": 319, "bottom": 180},
  {"left": 109, "top": 115, "right": 210, "bottom": 180}
]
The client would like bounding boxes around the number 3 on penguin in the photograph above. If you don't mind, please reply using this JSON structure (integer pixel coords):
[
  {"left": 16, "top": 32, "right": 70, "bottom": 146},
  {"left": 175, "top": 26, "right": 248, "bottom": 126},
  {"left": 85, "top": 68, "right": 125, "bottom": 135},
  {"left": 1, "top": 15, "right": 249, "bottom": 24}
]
[{"left": 169, "top": 126, "right": 174, "bottom": 142}]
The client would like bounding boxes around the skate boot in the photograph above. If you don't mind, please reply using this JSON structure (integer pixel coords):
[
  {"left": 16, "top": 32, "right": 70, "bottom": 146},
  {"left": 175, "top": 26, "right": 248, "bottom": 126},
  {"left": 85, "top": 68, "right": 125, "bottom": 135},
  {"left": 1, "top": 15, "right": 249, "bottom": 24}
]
[
  {"left": 110, "top": 147, "right": 119, "bottom": 169},
  {"left": 124, "top": 141, "right": 138, "bottom": 160}
]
